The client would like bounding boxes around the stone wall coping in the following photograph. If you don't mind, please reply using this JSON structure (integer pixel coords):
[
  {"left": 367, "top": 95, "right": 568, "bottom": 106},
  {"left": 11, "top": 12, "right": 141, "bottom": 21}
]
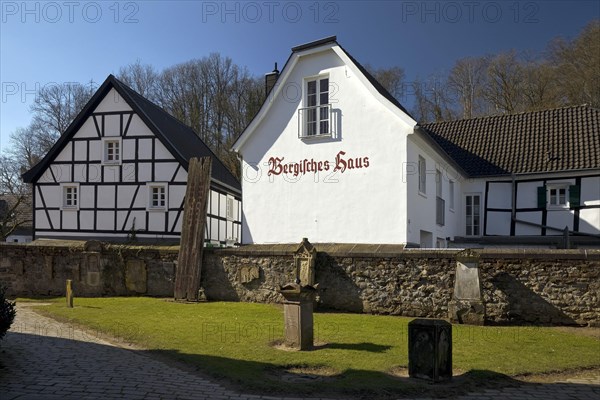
[
  {"left": 0, "top": 241, "right": 180, "bottom": 254},
  {"left": 3, "top": 242, "right": 599, "bottom": 261},
  {"left": 212, "top": 244, "right": 600, "bottom": 260}
]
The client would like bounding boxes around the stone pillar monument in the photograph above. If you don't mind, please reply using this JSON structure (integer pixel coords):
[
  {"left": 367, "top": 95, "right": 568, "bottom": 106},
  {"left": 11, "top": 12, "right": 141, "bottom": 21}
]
[
  {"left": 279, "top": 283, "right": 318, "bottom": 351},
  {"left": 448, "top": 249, "right": 485, "bottom": 325}
]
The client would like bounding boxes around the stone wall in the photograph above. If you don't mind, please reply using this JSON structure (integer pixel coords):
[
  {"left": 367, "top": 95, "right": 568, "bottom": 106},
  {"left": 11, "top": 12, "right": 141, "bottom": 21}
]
[
  {"left": 0, "top": 240, "right": 177, "bottom": 297},
  {"left": 203, "top": 245, "right": 600, "bottom": 326},
  {"left": 1, "top": 241, "right": 598, "bottom": 326}
]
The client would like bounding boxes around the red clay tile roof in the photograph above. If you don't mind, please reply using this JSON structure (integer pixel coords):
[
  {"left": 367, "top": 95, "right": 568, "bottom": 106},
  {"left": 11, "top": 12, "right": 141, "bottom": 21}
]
[{"left": 421, "top": 105, "right": 600, "bottom": 177}]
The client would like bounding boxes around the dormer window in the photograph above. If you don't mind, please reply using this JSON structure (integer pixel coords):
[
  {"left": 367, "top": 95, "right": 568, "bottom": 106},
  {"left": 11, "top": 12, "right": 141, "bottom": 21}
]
[{"left": 299, "top": 76, "right": 331, "bottom": 138}]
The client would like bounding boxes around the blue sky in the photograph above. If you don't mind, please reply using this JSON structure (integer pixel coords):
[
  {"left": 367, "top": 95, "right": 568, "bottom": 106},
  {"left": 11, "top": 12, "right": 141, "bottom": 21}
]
[{"left": 1, "top": 0, "right": 598, "bottom": 151}]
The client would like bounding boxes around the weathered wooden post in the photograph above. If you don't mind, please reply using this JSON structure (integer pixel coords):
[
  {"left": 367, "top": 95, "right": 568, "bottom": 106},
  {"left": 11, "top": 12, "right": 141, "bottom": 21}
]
[
  {"left": 174, "top": 157, "right": 212, "bottom": 301},
  {"left": 66, "top": 279, "right": 73, "bottom": 308}
]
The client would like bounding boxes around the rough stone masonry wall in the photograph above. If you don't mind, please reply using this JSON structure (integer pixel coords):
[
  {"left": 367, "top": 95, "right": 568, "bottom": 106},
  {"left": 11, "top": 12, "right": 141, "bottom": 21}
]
[
  {"left": 203, "top": 246, "right": 600, "bottom": 326},
  {"left": 1, "top": 241, "right": 598, "bottom": 326},
  {"left": 0, "top": 241, "right": 177, "bottom": 297}
]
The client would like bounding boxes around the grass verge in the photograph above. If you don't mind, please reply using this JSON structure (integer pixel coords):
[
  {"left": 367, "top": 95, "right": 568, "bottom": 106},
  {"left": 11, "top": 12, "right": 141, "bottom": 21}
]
[{"left": 24, "top": 297, "right": 600, "bottom": 398}]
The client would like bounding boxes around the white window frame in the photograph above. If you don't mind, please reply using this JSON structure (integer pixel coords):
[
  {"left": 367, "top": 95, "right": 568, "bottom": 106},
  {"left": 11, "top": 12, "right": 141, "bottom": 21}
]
[
  {"left": 418, "top": 155, "right": 427, "bottom": 196},
  {"left": 226, "top": 195, "right": 235, "bottom": 221},
  {"left": 147, "top": 183, "right": 168, "bottom": 211},
  {"left": 465, "top": 193, "right": 482, "bottom": 237},
  {"left": 449, "top": 180, "right": 455, "bottom": 211},
  {"left": 299, "top": 75, "right": 331, "bottom": 138},
  {"left": 102, "top": 138, "right": 122, "bottom": 165},
  {"left": 547, "top": 184, "right": 569, "bottom": 209},
  {"left": 61, "top": 183, "right": 80, "bottom": 210}
]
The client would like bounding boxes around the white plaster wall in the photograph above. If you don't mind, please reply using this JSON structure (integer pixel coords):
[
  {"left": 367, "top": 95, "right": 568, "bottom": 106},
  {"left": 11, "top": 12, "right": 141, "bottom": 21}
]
[
  {"left": 515, "top": 211, "right": 542, "bottom": 235},
  {"left": 5, "top": 234, "right": 32, "bottom": 243},
  {"left": 73, "top": 117, "right": 98, "bottom": 138},
  {"left": 74, "top": 142, "right": 87, "bottom": 161},
  {"left": 239, "top": 49, "right": 411, "bottom": 244},
  {"left": 406, "top": 135, "right": 464, "bottom": 246},
  {"left": 54, "top": 142, "right": 72, "bottom": 162},
  {"left": 155, "top": 163, "right": 179, "bottom": 182},
  {"left": 94, "top": 89, "right": 132, "bottom": 113},
  {"left": 486, "top": 211, "right": 512, "bottom": 235},
  {"left": 104, "top": 115, "right": 120, "bottom": 136},
  {"left": 126, "top": 115, "right": 153, "bottom": 136},
  {"left": 580, "top": 208, "right": 600, "bottom": 234}
]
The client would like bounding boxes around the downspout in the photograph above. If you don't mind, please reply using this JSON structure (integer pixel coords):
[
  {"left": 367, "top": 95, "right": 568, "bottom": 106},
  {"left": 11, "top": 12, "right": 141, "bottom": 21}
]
[{"left": 511, "top": 174, "right": 516, "bottom": 222}]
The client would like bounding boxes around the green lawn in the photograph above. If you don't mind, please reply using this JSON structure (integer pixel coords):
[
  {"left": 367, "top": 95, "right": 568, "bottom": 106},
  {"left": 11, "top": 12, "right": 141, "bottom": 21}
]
[{"left": 27, "top": 297, "right": 600, "bottom": 397}]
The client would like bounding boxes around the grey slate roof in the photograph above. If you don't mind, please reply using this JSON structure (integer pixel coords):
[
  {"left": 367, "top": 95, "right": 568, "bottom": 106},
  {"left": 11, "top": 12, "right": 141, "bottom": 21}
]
[
  {"left": 23, "top": 75, "right": 241, "bottom": 193},
  {"left": 421, "top": 105, "right": 600, "bottom": 177}
]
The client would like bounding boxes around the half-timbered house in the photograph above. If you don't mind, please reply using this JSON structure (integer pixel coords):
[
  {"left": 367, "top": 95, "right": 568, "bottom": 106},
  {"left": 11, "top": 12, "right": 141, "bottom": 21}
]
[
  {"left": 22, "top": 75, "right": 241, "bottom": 244},
  {"left": 232, "top": 36, "right": 599, "bottom": 248}
]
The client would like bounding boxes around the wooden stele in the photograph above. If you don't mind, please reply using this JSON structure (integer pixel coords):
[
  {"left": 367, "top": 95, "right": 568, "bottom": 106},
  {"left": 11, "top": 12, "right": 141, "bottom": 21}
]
[{"left": 174, "top": 157, "right": 212, "bottom": 301}]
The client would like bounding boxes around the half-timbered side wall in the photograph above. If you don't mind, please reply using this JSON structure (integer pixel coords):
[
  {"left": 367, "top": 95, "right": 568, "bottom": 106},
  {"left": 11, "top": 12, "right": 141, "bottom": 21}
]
[
  {"left": 484, "top": 173, "right": 600, "bottom": 237},
  {"left": 33, "top": 89, "right": 241, "bottom": 243}
]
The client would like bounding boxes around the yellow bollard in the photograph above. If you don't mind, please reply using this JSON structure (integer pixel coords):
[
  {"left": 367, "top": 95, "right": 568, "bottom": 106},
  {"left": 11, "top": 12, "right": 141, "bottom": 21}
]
[{"left": 66, "top": 279, "right": 73, "bottom": 308}]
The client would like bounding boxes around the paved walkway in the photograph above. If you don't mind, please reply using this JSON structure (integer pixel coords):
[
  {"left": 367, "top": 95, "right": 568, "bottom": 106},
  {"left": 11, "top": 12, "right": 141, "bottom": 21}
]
[{"left": 0, "top": 304, "right": 598, "bottom": 400}]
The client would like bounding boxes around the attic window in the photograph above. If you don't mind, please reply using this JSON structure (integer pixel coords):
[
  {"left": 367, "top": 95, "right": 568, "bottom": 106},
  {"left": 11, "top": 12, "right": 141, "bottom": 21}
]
[
  {"left": 299, "top": 76, "right": 331, "bottom": 138},
  {"left": 103, "top": 138, "right": 121, "bottom": 164}
]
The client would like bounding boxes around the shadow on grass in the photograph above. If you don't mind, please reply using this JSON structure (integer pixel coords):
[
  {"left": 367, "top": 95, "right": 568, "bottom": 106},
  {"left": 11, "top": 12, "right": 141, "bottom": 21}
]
[
  {"left": 2, "top": 330, "right": 598, "bottom": 400},
  {"left": 145, "top": 349, "right": 552, "bottom": 399},
  {"left": 313, "top": 342, "right": 392, "bottom": 353}
]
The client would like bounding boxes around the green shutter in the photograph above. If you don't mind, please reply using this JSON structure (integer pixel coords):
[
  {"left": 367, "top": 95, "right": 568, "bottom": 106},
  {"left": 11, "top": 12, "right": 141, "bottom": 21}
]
[
  {"left": 569, "top": 185, "right": 581, "bottom": 208},
  {"left": 537, "top": 186, "right": 547, "bottom": 208}
]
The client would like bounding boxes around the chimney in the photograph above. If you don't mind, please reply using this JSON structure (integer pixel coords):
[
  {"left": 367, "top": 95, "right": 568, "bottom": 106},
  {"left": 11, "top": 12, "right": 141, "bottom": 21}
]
[{"left": 265, "top": 62, "right": 280, "bottom": 97}]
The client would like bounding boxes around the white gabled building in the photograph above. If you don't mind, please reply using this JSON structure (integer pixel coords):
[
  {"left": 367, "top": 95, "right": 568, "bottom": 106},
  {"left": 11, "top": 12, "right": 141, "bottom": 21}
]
[
  {"left": 233, "top": 36, "right": 600, "bottom": 248},
  {"left": 23, "top": 75, "right": 242, "bottom": 244}
]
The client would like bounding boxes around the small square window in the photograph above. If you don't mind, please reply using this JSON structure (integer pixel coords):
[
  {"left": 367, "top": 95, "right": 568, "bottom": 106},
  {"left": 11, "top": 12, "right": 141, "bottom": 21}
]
[
  {"left": 103, "top": 139, "right": 121, "bottom": 164},
  {"left": 62, "top": 184, "right": 79, "bottom": 210},
  {"left": 147, "top": 184, "right": 167, "bottom": 210},
  {"left": 547, "top": 185, "right": 569, "bottom": 208}
]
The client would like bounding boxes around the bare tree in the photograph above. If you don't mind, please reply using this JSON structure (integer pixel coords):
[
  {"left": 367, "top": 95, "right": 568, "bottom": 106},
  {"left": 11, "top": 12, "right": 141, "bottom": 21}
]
[
  {"left": 484, "top": 51, "right": 526, "bottom": 114},
  {"left": 549, "top": 20, "right": 600, "bottom": 108},
  {"left": 117, "top": 61, "right": 161, "bottom": 102},
  {"left": 448, "top": 57, "right": 489, "bottom": 118},
  {"left": 365, "top": 65, "right": 406, "bottom": 100},
  {"left": 411, "top": 75, "right": 455, "bottom": 123},
  {"left": 521, "top": 60, "right": 562, "bottom": 111},
  {"left": 30, "top": 82, "right": 93, "bottom": 137},
  {"left": 0, "top": 155, "right": 32, "bottom": 240}
]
